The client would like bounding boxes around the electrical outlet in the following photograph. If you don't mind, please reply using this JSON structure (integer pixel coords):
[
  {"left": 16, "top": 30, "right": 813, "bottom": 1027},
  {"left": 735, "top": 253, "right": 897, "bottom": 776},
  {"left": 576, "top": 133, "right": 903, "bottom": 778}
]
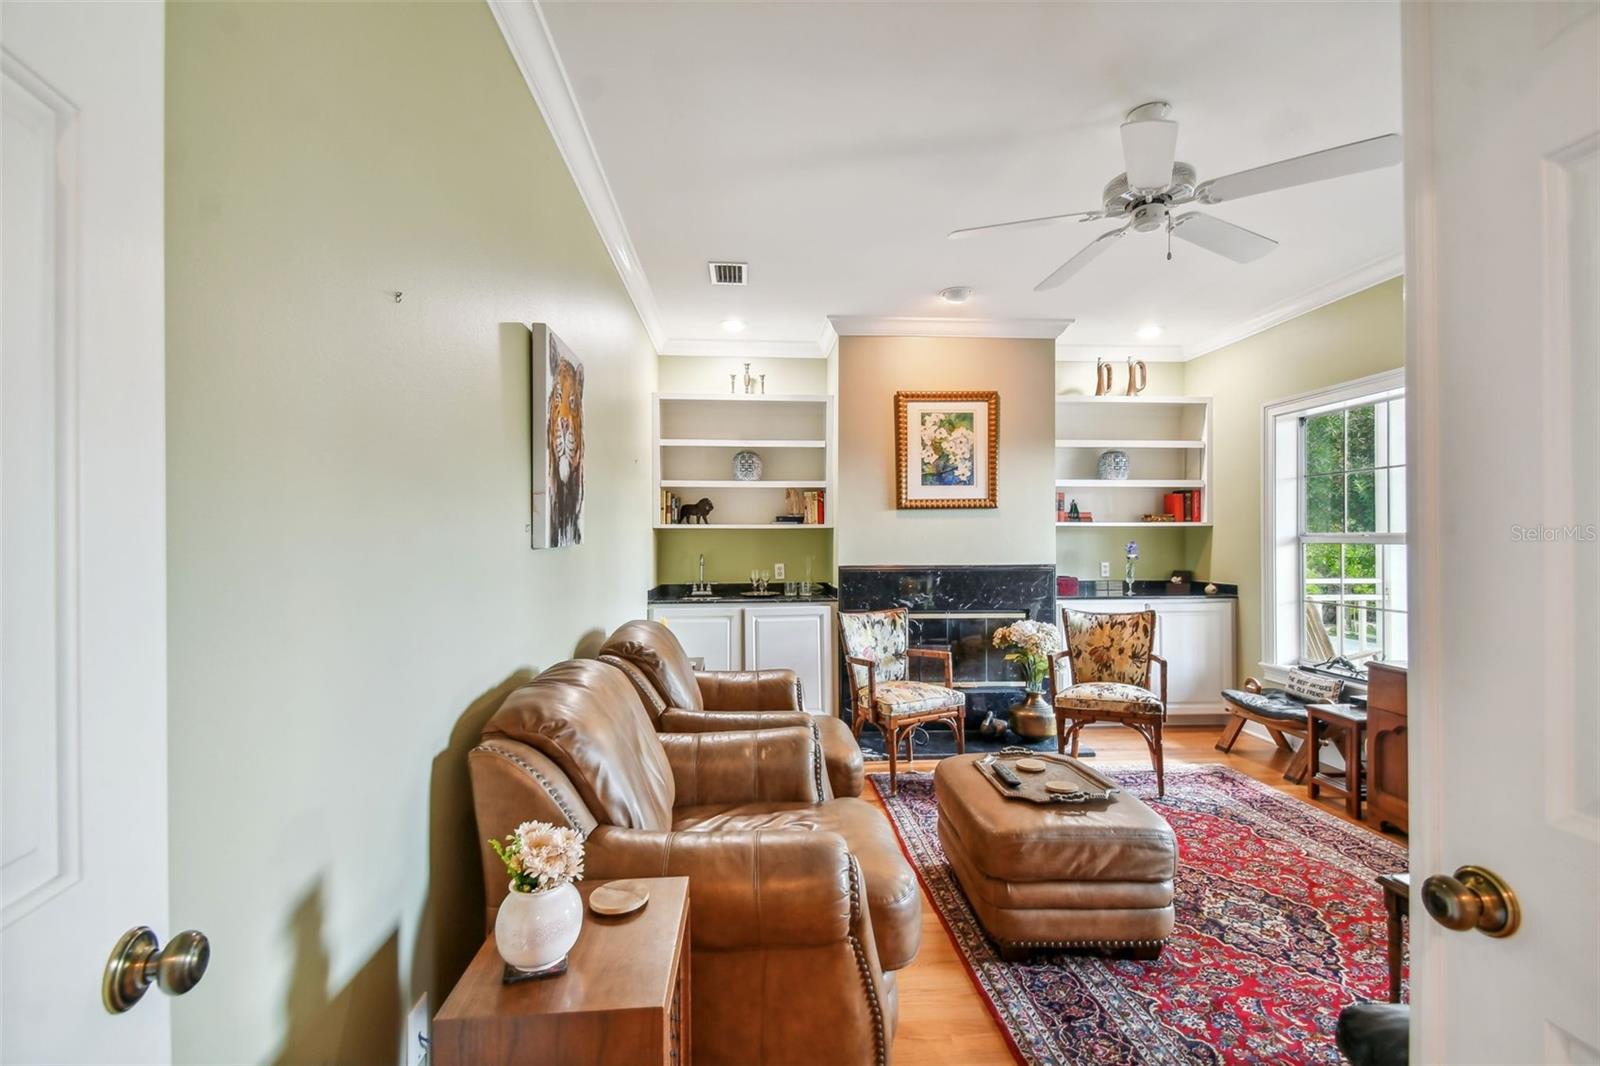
[
  {"left": 406, "top": 993, "right": 430, "bottom": 1066},
  {"left": 774, "top": 563, "right": 786, "bottom": 580},
  {"left": 1100, "top": 561, "right": 1111, "bottom": 579}
]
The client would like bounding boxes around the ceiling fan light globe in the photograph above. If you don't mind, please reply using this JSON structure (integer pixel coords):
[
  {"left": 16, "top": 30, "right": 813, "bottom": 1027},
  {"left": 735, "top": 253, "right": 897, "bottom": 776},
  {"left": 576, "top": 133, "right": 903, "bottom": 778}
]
[{"left": 1120, "top": 118, "right": 1180, "bottom": 191}]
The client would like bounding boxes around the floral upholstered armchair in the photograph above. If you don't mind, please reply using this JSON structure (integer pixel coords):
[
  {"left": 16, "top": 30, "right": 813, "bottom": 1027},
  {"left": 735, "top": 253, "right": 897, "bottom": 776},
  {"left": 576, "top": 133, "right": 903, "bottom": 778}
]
[
  {"left": 837, "top": 607, "right": 965, "bottom": 793},
  {"left": 1049, "top": 608, "right": 1169, "bottom": 796}
]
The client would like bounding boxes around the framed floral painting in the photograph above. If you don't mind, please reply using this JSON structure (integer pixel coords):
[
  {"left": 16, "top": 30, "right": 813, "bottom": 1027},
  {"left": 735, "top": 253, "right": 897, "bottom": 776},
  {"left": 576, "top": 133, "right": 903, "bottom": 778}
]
[{"left": 893, "top": 390, "right": 999, "bottom": 509}]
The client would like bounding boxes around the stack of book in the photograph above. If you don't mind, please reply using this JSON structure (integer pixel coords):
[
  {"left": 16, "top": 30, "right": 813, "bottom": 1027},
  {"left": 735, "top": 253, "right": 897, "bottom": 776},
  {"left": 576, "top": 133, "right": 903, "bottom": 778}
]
[
  {"left": 775, "top": 488, "right": 825, "bottom": 524},
  {"left": 659, "top": 490, "right": 682, "bottom": 524},
  {"left": 1163, "top": 490, "right": 1204, "bottom": 523}
]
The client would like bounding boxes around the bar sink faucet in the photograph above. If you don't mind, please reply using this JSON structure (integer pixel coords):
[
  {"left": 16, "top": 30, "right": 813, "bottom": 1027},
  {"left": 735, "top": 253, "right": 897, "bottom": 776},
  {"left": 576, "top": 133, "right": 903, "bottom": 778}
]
[{"left": 689, "top": 553, "right": 714, "bottom": 597}]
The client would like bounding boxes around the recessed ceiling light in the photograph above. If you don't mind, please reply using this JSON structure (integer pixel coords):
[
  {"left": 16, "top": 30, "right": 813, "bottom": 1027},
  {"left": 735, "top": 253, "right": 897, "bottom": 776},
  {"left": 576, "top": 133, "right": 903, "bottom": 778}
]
[
  {"left": 1136, "top": 323, "right": 1164, "bottom": 340},
  {"left": 721, "top": 319, "right": 747, "bottom": 334},
  {"left": 939, "top": 286, "right": 975, "bottom": 304}
]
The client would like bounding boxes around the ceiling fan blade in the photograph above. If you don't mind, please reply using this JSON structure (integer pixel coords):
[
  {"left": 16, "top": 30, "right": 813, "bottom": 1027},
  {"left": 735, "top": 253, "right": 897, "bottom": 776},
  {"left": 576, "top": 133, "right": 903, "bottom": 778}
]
[
  {"left": 1171, "top": 212, "right": 1278, "bottom": 263},
  {"left": 947, "top": 210, "right": 1104, "bottom": 240},
  {"left": 1034, "top": 225, "right": 1129, "bottom": 291},
  {"left": 1120, "top": 116, "right": 1180, "bottom": 190},
  {"left": 1196, "top": 133, "right": 1402, "bottom": 204}
]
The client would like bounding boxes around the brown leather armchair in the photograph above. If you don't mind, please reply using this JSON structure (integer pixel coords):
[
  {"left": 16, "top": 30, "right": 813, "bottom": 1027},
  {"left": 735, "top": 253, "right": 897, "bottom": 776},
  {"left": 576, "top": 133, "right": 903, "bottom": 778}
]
[
  {"left": 469, "top": 659, "right": 919, "bottom": 1066},
  {"left": 598, "top": 618, "right": 865, "bottom": 798}
]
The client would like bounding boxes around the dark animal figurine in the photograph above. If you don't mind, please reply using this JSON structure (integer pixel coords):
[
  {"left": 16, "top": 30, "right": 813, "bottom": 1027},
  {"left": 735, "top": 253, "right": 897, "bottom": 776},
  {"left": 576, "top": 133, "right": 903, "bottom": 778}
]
[{"left": 676, "top": 497, "right": 714, "bottom": 524}]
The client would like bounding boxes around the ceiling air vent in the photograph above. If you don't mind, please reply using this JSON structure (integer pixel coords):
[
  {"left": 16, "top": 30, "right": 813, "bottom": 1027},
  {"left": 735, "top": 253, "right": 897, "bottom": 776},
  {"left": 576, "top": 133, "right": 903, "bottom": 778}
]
[{"left": 708, "top": 261, "right": 747, "bottom": 286}]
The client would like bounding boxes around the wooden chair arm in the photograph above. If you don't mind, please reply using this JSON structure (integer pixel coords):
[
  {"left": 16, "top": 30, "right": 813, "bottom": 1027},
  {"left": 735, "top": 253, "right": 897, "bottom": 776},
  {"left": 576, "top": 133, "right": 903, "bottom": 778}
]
[
  {"left": 908, "top": 646, "right": 953, "bottom": 687},
  {"left": 845, "top": 654, "right": 878, "bottom": 712},
  {"left": 1243, "top": 676, "right": 1264, "bottom": 694},
  {"left": 1150, "top": 653, "right": 1169, "bottom": 718},
  {"left": 1048, "top": 648, "right": 1073, "bottom": 695}
]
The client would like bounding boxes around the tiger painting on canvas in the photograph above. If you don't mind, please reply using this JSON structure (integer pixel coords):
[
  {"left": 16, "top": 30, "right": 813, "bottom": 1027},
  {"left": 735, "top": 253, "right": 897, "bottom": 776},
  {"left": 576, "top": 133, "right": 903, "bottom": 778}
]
[{"left": 530, "top": 325, "right": 584, "bottom": 549}]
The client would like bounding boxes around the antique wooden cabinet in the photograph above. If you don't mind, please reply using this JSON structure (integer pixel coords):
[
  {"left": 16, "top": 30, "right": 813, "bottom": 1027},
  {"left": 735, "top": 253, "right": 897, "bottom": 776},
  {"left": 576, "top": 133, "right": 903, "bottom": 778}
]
[{"left": 1365, "top": 662, "right": 1409, "bottom": 833}]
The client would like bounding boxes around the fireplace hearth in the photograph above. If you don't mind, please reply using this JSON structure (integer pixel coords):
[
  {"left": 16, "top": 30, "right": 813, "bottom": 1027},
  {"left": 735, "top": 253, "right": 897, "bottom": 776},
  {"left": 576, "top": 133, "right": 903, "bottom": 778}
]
[{"left": 837, "top": 565, "right": 1056, "bottom": 727}]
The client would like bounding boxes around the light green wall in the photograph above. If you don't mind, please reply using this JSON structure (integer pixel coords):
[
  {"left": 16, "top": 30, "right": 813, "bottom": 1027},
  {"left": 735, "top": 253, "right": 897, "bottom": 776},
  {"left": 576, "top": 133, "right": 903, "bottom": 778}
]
[
  {"left": 1182, "top": 277, "right": 1405, "bottom": 682},
  {"left": 654, "top": 528, "right": 834, "bottom": 584},
  {"left": 165, "top": 5, "right": 654, "bottom": 1063}
]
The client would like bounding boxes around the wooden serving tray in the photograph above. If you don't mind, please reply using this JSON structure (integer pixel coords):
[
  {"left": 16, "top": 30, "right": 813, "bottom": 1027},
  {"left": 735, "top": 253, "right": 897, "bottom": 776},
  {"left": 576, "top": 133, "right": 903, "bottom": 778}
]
[{"left": 975, "top": 751, "right": 1121, "bottom": 805}]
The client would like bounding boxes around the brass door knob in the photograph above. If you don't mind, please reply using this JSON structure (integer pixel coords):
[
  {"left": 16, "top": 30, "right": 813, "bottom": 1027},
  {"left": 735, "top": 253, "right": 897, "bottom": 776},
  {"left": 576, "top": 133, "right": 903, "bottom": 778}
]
[
  {"left": 1420, "top": 865, "right": 1520, "bottom": 938},
  {"left": 103, "top": 926, "right": 211, "bottom": 1013}
]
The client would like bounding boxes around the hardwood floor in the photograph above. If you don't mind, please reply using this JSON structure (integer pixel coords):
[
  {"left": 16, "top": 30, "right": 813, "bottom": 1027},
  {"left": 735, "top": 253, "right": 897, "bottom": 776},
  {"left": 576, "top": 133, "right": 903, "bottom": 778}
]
[{"left": 862, "top": 723, "right": 1398, "bottom": 1065}]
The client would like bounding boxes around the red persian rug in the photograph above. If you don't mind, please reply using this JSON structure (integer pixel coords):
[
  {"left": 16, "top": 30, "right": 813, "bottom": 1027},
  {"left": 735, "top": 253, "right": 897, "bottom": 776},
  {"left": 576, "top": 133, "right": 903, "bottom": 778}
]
[{"left": 870, "top": 764, "right": 1407, "bottom": 1065}]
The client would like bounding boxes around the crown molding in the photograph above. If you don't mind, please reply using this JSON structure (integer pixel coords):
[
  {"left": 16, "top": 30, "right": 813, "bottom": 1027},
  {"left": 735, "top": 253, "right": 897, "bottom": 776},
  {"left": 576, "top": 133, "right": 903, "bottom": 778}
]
[
  {"left": 658, "top": 337, "right": 833, "bottom": 359},
  {"left": 489, "top": 0, "right": 667, "bottom": 352},
  {"left": 1187, "top": 252, "right": 1403, "bottom": 360},
  {"left": 1055, "top": 343, "right": 1188, "bottom": 364},
  {"left": 827, "top": 316, "right": 1074, "bottom": 340}
]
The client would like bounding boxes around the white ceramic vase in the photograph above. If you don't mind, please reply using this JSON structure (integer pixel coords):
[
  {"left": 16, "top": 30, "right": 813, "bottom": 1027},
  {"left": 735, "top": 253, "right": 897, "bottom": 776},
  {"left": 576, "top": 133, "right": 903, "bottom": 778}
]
[{"left": 495, "top": 881, "right": 582, "bottom": 973}]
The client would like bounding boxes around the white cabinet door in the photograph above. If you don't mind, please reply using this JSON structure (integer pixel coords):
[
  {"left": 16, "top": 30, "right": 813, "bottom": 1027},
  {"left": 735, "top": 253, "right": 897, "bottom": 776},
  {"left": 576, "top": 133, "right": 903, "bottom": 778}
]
[
  {"left": 743, "top": 605, "right": 833, "bottom": 715},
  {"left": 1154, "top": 603, "right": 1234, "bottom": 715},
  {"left": 646, "top": 605, "right": 742, "bottom": 672}
]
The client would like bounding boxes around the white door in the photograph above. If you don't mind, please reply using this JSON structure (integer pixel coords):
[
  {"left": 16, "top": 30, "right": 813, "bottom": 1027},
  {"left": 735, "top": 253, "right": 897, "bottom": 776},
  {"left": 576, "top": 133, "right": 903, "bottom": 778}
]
[
  {"left": 1404, "top": 3, "right": 1599, "bottom": 1061},
  {"left": 1, "top": 3, "right": 176, "bottom": 1062},
  {"left": 744, "top": 605, "right": 833, "bottom": 715},
  {"left": 647, "top": 605, "right": 743, "bottom": 672}
]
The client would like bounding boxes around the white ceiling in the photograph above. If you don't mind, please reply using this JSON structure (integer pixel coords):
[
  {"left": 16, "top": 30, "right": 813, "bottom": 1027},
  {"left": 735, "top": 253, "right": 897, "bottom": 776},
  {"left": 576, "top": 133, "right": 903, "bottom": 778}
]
[{"left": 534, "top": 1, "right": 1403, "bottom": 359}]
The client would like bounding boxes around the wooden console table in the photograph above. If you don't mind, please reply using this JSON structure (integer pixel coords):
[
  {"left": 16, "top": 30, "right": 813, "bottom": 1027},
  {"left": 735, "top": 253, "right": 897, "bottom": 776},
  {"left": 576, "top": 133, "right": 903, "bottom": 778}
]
[
  {"left": 434, "top": 877, "right": 690, "bottom": 1066},
  {"left": 1365, "top": 662, "right": 1408, "bottom": 833}
]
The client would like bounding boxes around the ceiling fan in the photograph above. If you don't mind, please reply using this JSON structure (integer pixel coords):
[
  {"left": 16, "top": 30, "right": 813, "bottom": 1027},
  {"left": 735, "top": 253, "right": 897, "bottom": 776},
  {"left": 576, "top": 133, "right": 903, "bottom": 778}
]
[{"left": 947, "top": 102, "right": 1402, "bottom": 291}]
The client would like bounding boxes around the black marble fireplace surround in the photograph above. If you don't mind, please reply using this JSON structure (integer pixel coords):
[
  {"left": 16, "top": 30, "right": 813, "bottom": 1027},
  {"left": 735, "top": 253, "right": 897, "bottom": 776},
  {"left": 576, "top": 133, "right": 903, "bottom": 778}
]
[{"left": 837, "top": 564, "right": 1056, "bottom": 729}]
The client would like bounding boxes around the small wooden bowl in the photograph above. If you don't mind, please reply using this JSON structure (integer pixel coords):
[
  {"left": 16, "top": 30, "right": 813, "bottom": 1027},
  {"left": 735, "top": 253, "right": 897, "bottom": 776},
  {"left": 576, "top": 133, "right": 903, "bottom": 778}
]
[{"left": 589, "top": 880, "right": 650, "bottom": 916}]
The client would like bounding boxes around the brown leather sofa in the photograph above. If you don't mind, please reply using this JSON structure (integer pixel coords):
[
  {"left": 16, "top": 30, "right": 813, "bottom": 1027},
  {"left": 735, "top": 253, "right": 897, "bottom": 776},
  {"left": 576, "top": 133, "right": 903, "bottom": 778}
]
[
  {"left": 598, "top": 618, "right": 865, "bottom": 798},
  {"left": 469, "top": 659, "right": 919, "bottom": 1065}
]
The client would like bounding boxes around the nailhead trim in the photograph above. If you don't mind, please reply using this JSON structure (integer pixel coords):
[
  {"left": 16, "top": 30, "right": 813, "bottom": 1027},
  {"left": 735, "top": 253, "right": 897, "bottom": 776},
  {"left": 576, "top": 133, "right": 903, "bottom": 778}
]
[
  {"left": 1004, "top": 937, "right": 1169, "bottom": 950},
  {"left": 598, "top": 654, "right": 668, "bottom": 716},
  {"left": 845, "top": 858, "right": 888, "bottom": 1066},
  {"left": 474, "top": 742, "right": 589, "bottom": 838},
  {"left": 808, "top": 720, "right": 825, "bottom": 799}
]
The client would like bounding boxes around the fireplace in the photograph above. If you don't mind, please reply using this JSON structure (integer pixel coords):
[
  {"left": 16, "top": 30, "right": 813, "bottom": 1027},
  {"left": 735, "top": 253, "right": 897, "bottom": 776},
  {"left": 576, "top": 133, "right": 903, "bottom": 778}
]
[{"left": 837, "top": 565, "right": 1056, "bottom": 726}]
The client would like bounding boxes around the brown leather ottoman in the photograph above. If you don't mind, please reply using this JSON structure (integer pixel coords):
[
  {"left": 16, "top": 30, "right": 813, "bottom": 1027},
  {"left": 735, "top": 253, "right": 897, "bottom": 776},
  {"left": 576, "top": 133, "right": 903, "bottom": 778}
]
[{"left": 934, "top": 754, "right": 1177, "bottom": 961}]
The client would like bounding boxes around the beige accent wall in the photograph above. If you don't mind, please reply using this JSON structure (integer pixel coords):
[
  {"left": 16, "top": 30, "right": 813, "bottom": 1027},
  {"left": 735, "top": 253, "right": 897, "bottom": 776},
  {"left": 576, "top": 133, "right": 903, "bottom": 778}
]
[
  {"left": 165, "top": 4, "right": 653, "bottom": 1062},
  {"left": 1182, "top": 277, "right": 1405, "bottom": 681},
  {"left": 836, "top": 336, "right": 1055, "bottom": 566}
]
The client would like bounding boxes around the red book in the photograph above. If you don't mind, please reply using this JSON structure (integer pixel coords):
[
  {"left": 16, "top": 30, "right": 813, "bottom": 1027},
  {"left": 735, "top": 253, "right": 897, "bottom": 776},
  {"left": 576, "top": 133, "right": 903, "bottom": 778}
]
[
  {"left": 1164, "top": 493, "right": 1183, "bottom": 521},
  {"left": 818, "top": 490, "right": 825, "bottom": 526}
]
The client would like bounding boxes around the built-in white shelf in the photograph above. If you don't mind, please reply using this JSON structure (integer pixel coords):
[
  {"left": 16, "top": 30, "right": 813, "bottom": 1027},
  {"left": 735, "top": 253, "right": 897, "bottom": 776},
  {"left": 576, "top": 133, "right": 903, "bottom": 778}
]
[
  {"left": 654, "top": 523, "right": 833, "bottom": 531},
  {"left": 654, "top": 392, "right": 835, "bottom": 530},
  {"left": 1056, "top": 479, "right": 1204, "bottom": 489},
  {"left": 1054, "top": 395, "right": 1212, "bottom": 526},
  {"left": 1055, "top": 439, "right": 1204, "bottom": 450},
  {"left": 660, "top": 438, "right": 827, "bottom": 449},
  {"left": 661, "top": 480, "right": 827, "bottom": 489},
  {"left": 1056, "top": 522, "right": 1213, "bottom": 529}
]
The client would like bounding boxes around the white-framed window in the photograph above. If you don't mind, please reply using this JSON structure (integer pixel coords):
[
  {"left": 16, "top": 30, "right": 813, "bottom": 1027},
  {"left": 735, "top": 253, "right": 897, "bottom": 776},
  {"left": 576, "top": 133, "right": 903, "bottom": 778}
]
[{"left": 1262, "top": 369, "right": 1406, "bottom": 676}]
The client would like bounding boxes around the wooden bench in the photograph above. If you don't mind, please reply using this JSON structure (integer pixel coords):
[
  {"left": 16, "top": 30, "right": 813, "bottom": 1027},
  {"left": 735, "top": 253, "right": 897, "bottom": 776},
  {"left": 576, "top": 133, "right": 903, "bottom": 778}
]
[{"left": 1216, "top": 677, "right": 1317, "bottom": 783}]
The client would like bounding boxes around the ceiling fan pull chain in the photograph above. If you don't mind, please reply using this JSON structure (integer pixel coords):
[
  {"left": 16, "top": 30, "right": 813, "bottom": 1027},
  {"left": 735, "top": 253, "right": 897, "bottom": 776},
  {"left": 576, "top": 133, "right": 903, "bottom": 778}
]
[{"left": 1166, "top": 216, "right": 1173, "bottom": 261}]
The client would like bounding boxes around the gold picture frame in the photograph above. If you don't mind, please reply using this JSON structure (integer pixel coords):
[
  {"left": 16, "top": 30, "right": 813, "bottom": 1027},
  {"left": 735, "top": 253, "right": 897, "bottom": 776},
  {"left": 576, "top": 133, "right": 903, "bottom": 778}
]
[{"left": 894, "top": 390, "right": 999, "bottom": 509}]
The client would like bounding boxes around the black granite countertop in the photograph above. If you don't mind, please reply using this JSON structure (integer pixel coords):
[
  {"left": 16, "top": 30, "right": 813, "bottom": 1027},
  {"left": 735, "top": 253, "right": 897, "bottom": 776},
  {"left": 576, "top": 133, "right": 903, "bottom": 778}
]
[
  {"left": 1059, "top": 579, "right": 1238, "bottom": 600},
  {"left": 648, "top": 582, "right": 838, "bottom": 604}
]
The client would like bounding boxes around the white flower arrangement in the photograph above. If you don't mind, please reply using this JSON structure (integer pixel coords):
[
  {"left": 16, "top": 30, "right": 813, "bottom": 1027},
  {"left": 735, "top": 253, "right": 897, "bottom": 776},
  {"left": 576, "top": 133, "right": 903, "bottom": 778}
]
[
  {"left": 489, "top": 820, "right": 584, "bottom": 894},
  {"left": 992, "top": 619, "right": 1063, "bottom": 692}
]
